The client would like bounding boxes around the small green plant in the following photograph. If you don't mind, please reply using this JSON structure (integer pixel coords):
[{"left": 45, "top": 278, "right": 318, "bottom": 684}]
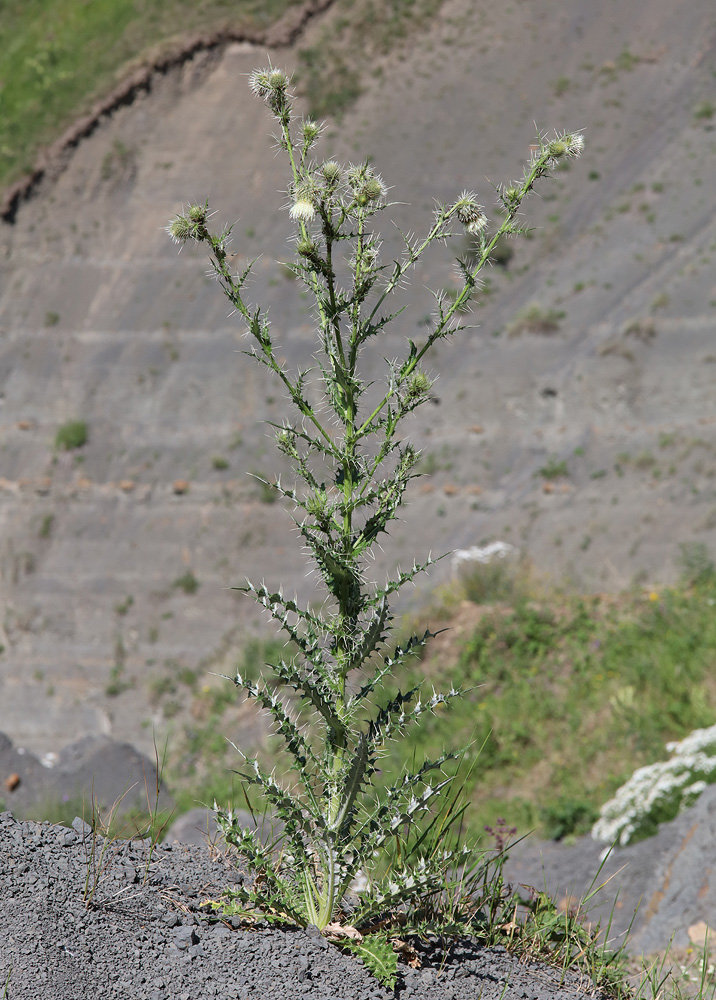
[
  {"left": 212, "top": 455, "right": 230, "bottom": 470},
  {"left": 81, "top": 738, "right": 174, "bottom": 907},
  {"left": 114, "top": 595, "right": 134, "bottom": 616},
  {"left": 167, "top": 64, "right": 582, "bottom": 976},
  {"left": 173, "top": 570, "right": 199, "bottom": 595},
  {"left": 553, "top": 75, "right": 570, "bottom": 96},
  {"left": 693, "top": 101, "right": 715, "bottom": 120},
  {"left": 538, "top": 458, "right": 568, "bottom": 480},
  {"left": 100, "top": 137, "right": 134, "bottom": 181},
  {"left": 678, "top": 541, "right": 715, "bottom": 587},
  {"left": 507, "top": 303, "right": 565, "bottom": 337},
  {"left": 539, "top": 796, "right": 598, "bottom": 840},
  {"left": 461, "top": 558, "right": 524, "bottom": 605},
  {"left": 38, "top": 513, "right": 54, "bottom": 538},
  {"left": 55, "top": 419, "right": 87, "bottom": 451},
  {"left": 44, "top": 310, "right": 60, "bottom": 326}
]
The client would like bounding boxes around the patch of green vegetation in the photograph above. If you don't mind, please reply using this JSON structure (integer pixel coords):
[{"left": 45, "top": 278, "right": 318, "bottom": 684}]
[
  {"left": 105, "top": 657, "right": 132, "bottom": 697},
  {"left": 538, "top": 458, "right": 568, "bottom": 480},
  {"left": 173, "top": 570, "right": 199, "bottom": 594},
  {"left": 297, "top": 48, "right": 361, "bottom": 119},
  {"left": 380, "top": 571, "right": 716, "bottom": 841},
  {"left": 44, "top": 310, "right": 60, "bottom": 326},
  {"left": 615, "top": 48, "right": 640, "bottom": 72},
  {"left": 38, "top": 513, "right": 54, "bottom": 538},
  {"left": 169, "top": 638, "right": 288, "bottom": 796},
  {"left": 693, "top": 101, "right": 715, "bottom": 121},
  {"left": 297, "top": 0, "right": 446, "bottom": 119},
  {"left": 212, "top": 455, "right": 230, "bottom": 470},
  {"left": 507, "top": 304, "right": 565, "bottom": 337},
  {"left": 552, "top": 76, "right": 570, "bottom": 97},
  {"left": 55, "top": 419, "right": 88, "bottom": 450},
  {"left": 460, "top": 559, "right": 525, "bottom": 606},
  {"left": 0, "top": 0, "right": 302, "bottom": 190},
  {"left": 634, "top": 451, "right": 656, "bottom": 470},
  {"left": 149, "top": 674, "right": 177, "bottom": 705},
  {"left": 100, "top": 137, "right": 135, "bottom": 181},
  {"left": 115, "top": 595, "right": 134, "bottom": 615}
]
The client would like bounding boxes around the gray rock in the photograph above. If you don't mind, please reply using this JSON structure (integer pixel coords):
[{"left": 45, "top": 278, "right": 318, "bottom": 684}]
[{"left": 0, "top": 730, "right": 174, "bottom": 824}]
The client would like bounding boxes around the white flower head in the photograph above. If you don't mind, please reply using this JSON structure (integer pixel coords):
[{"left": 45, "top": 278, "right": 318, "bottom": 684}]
[
  {"left": 289, "top": 199, "right": 316, "bottom": 222},
  {"left": 454, "top": 191, "right": 488, "bottom": 235},
  {"left": 565, "top": 132, "right": 585, "bottom": 156}
]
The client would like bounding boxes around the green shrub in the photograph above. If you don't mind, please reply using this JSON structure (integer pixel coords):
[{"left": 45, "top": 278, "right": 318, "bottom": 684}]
[
  {"left": 538, "top": 458, "right": 568, "bottom": 479},
  {"left": 55, "top": 420, "right": 87, "bottom": 450},
  {"left": 173, "top": 570, "right": 199, "bottom": 595}
]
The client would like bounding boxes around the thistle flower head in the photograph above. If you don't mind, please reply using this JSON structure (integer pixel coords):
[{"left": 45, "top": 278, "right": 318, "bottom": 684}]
[
  {"left": 296, "top": 236, "right": 318, "bottom": 257},
  {"left": 187, "top": 203, "right": 208, "bottom": 223},
  {"left": 165, "top": 214, "right": 193, "bottom": 244},
  {"left": 321, "top": 161, "right": 342, "bottom": 184},
  {"left": 405, "top": 371, "right": 431, "bottom": 400},
  {"left": 289, "top": 199, "right": 316, "bottom": 222},
  {"left": 249, "top": 66, "right": 290, "bottom": 99},
  {"left": 501, "top": 186, "right": 521, "bottom": 211},
  {"left": 289, "top": 177, "right": 320, "bottom": 222},
  {"left": 347, "top": 163, "right": 386, "bottom": 207},
  {"left": 454, "top": 192, "right": 488, "bottom": 235},
  {"left": 543, "top": 131, "right": 585, "bottom": 163},
  {"left": 301, "top": 118, "right": 322, "bottom": 147}
]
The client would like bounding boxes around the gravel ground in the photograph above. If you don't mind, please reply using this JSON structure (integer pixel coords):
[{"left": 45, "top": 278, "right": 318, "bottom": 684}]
[{"left": 0, "top": 810, "right": 607, "bottom": 1000}]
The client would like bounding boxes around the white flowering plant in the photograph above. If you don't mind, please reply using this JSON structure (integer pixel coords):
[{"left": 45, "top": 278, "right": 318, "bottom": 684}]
[
  {"left": 167, "top": 65, "right": 582, "bottom": 982},
  {"left": 592, "top": 724, "right": 716, "bottom": 846}
]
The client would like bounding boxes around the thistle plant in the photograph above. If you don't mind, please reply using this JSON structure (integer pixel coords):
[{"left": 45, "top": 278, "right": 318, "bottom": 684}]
[{"left": 167, "top": 65, "right": 582, "bottom": 958}]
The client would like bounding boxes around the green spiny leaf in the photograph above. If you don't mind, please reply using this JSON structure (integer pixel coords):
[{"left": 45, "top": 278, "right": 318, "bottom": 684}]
[{"left": 345, "top": 932, "right": 397, "bottom": 989}]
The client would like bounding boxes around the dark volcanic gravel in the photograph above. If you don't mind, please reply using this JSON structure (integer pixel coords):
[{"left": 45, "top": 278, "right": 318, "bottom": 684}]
[{"left": 0, "top": 810, "right": 605, "bottom": 1000}]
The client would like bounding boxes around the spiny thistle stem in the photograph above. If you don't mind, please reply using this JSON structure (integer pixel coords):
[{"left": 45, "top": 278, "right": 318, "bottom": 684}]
[{"left": 167, "top": 66, "right": 582, "bottom": 937}]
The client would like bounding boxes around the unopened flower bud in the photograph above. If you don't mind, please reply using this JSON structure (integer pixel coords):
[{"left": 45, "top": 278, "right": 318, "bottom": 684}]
[
  {"left": 503, "top": 186, "right": 521, "bottom": 209},
  {"left": 363, "top": 178, "right": 384, "bottom": 201},
  {"left": 321, "top": 161, "right": 342, "bottom": 183},
  {"left": 302, "top": 119, "right": 321, "bottom": 146},
  {"left": 296, "top": 237, "right": 318, "bottom": 257},
  {"left": 268, "top": 69, "right": 289, "bottom": 90},
  {"left": 406, "top": 371, "right": 431, "bottom": 400},
  {"left": 188, "top": 204, "right": 207, "bottom": 223},
  {"left": 165, "top": 215, "right": 192, "bottom": 244}
]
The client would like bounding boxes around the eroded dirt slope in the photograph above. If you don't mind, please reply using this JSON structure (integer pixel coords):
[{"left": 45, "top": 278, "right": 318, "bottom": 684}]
[{"left": 0, "top": 0, "right": 715, "bottom": 762}]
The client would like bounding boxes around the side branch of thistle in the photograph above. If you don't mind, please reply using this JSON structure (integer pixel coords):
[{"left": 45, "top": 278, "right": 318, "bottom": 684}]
[{"left": 167, "top": 64, "right": 583, "bottom": 973}]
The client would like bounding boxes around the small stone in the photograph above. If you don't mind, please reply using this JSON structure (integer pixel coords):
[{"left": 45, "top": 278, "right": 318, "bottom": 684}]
[
  {"left": 72, "top": 817, "right": 92, "bottom": 837},
  {"left": 171, "top": 926, "right": 199, "bottom": 950}
]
